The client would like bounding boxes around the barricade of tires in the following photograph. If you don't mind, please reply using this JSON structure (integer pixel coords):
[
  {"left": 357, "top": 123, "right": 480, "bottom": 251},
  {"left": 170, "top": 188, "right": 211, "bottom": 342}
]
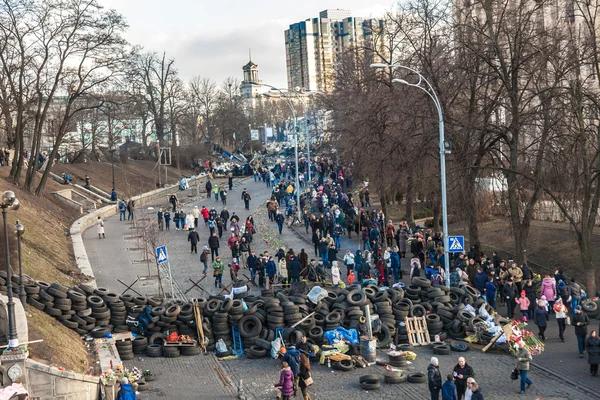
[{"left": 20, "top": 276, "right": 507, "bottom": 359}]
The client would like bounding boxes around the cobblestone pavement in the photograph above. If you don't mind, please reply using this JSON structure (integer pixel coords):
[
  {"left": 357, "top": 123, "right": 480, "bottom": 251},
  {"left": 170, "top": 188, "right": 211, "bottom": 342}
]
[
  {"left": 221, "top": 345, "right": 588, "bottom": 400},
  {"left": 83, "top": 176, "right": 600, "bottom": 399}
]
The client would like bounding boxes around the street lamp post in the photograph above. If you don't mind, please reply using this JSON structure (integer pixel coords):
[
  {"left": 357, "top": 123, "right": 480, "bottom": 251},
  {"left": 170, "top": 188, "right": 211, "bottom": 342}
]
[
  {"left": 110, "top": 147, "right": 117, "bottom": 201},
  {"left": 15, "top": 221, "right": 25, "bottom": 311},
  {"left": 371, "top": 63, "right": 450, "bottom": 288},
  {"left": 1, "top": 191, "right": 20, "bottom": 348}
]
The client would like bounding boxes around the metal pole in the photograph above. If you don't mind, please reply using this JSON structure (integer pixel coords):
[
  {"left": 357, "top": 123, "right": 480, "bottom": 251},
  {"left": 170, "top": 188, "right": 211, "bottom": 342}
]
[
  {"left": 305, "top": 110, "right": 311, "bottom": 184},
  {"left": 16, "top": 226, "right": 25, "bottom": 310},
  {"left": 2, "top": 209, "right": 18, "bottom": 348},
  {"left": 439, "top": 109, "right": 450, "bottom": 288},
  {"left": 294, "top": 118, "right": 301, "bottom": 214}
]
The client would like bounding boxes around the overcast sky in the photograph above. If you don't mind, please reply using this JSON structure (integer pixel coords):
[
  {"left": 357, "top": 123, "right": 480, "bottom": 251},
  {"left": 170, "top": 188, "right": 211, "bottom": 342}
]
[{"left": 99, "top": 0, "right": 391, "bottom": 88}]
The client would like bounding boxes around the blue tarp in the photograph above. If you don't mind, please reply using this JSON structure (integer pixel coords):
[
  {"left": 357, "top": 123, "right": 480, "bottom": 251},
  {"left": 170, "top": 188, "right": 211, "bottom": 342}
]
[{"left": 323, "top": 327, "right": 359, "bottom": 345}]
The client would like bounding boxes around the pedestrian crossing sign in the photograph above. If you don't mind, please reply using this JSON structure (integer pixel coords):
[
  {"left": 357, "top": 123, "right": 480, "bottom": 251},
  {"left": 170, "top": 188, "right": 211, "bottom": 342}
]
[
  {"left": 448, "top": 236, "right": 465, "bottom": 253},
  {"left": 156, "top": 245, "right": 168, "bottom": 263}
]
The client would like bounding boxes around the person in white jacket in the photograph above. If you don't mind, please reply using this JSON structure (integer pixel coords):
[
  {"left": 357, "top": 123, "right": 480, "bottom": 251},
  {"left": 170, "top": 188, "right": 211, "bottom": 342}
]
[
  {"left": 331, "top": 261, "right": 340, "bottom": 287},
  {"left": 465, "top": 377, "right": 476, "bottom": 400},
  {"left": 185, "top": 212, "right": 195, "bottom": 230},
  {"left": 343, "top": 250, "right": 355, "bottom": 277}
]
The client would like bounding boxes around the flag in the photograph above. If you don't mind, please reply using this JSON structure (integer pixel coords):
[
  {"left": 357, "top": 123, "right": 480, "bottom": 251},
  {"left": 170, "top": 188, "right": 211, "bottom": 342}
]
[{"left": 233, "top": 130, "right": 237, "bottom": 140}]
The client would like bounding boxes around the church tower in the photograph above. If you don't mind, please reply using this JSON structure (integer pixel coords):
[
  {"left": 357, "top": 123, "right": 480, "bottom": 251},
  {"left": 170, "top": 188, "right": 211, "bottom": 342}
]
[{"left": 240, "top": 50, "right": 266, "bottom": 106}]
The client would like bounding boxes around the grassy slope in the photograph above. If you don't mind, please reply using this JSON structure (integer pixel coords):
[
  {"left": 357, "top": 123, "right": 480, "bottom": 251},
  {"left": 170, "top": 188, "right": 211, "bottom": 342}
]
[{"left": 0, "top": 159, "right": 195, "bottom": 372}]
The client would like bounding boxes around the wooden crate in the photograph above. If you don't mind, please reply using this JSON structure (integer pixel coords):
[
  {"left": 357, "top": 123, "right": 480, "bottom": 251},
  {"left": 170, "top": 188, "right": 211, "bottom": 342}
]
[{"left": 405, "top": 316, "right": 431, "bottom": 346}]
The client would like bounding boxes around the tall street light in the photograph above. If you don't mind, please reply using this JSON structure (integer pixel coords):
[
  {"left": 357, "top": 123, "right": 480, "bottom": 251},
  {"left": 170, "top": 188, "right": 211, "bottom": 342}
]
[
  {"left": 1, "top": 191, "right": 20, "bottom": 348},
  {"left": 371, "top": 63, "right": 450, "bottom": 288},
  {"left": 250, "top": 82, "right": 301, "bottom": 211},
  {"left": 15, "top": 221, "right": 25, "bottom": 310},
  {"left": 290, "top": 87, "right": 313, "bottom": 185}
]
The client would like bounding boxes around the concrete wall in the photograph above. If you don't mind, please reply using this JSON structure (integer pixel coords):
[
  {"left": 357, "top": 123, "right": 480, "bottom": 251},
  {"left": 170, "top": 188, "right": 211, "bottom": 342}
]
[
  {"left": 70, "top": 191, "right": 96, "bottom": 212},
  {"left": 52, "top": 192, "right": 83, "bottom": 215},
  {"left": 26, "top": 359, "right": 99, "bottom": 400},
  {"left": 70, "top": 174, "right": 210, "bottom": 286}
]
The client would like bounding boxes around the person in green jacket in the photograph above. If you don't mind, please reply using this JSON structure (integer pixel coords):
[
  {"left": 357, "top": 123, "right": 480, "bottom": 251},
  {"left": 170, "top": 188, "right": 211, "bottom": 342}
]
[
  {"left": 213, "top": 256, "right": 224, "bottom": 288},
  {"left": 213, "top": 185, "right": 220, "bottom": 201}
]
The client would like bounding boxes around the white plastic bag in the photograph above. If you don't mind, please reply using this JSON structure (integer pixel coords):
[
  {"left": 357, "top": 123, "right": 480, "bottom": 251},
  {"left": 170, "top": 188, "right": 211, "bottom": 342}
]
[
  {"left": 270, "top": 338, "right": 283, "bottom": 359},
  {"left": 216, "top": 338, "right": 228, "bottom": 353},
  {"left": 307, "top": 286, "right": 328, "bottom": 304}
]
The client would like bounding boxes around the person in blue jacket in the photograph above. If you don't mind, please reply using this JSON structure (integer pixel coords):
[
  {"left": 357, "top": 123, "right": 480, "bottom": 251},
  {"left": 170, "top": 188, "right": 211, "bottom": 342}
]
[
  {"left": 474, "top": 267, "right": 488, "bottom": 293},
  {"left": 485, "top": 276, "right": 498, "bottom": 309},
  {"left": 116, "top": 377, "right": 136, "bottom": 400},
  {"left": 442, "top": 374, "right": 458, "bottom": 400}
]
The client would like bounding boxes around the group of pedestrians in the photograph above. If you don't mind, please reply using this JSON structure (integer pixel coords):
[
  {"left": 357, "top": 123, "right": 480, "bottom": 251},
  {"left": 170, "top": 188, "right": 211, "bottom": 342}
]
[{"left": 428, "top": 356, "right": 482, "bottom": 400}]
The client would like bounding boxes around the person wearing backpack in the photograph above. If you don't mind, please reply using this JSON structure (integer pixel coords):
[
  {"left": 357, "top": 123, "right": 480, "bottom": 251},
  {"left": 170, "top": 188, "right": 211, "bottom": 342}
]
[
  {"left": 200, "top": 247, "right": 209, "bottom": 275},
  {"left": 116, "top": 377, "right": 136, "bottom": 400}
]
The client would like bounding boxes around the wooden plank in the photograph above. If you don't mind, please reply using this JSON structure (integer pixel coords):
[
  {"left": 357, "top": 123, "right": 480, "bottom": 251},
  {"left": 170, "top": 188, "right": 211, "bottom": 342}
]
[{"left": 405, "top": 316, "right": 430, "bottom": 346}]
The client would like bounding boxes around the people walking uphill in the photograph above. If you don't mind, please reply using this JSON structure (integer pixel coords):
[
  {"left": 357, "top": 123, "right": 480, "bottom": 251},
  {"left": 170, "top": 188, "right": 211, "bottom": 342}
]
[
  {"left": 282, "top": 346, "right": 301, "bottom": 396},
  {"left": 213, "top": 184, "right": 220, "bottom": 201},
  {"left": 186, "top": 212, "right": 194, "bottom": 231},
  {"left": 157, "top": 208, "right": 164, "bottom": 231},
  {"left": 274, "top": 361, "right": 294, "bottom": 400},
  {"left": 200, "top": 247, "right": 209, "bottom": 275},
  {"left": 164, "top": 210, "right": 171, "bottom": 231},
  {"left": 533, "top": 300, "right": 548, "bottom": 341},
  {"left": 452, "top": 357, "right": 474, "bottom": 400},
  {"left": 188, "top": 228, "right": 199, "bottom": 254},
  {"left": 208, "top": 232, "right": 220, "bottom": 262},
  {"left": 275, "top": 210, "right": 285, "bottom": 235},
  {"left": 169, "top": 193, "right": 178, "bottom": 212},
  {"left": 206, "top": 178, "right": 212, "bottom": 199},
  {"left": 118, "top": 199, "right": 126, "bottom": 221},
  {"left": 241, "top": 188, "right": 251, "bottom": 210},
  {"left": 428, "top": 357, "right": 442, "bottom": 400},
  {"left": 193, "top": 206, "right": 200, "bottom": 228},
  {"left": 516, "top": 340, "right": 533, "bottom": 394},
  {"left": 212, "top": 256, "right": 224, "bottom": 288},
  {"left": 586, "top": 330, "right": 600, "bottom": 376},
  {"left": 97, "top": 216, "right": 105, "bottom": 239},
  {"left": 569, "top": 278, "right": 582, "bottom": 312},
  {"left": 573, "top": 305, "right": 590, "bottom": 357},
  {"left": 554, "top": 298, "right": 568, "bottom": 342}
]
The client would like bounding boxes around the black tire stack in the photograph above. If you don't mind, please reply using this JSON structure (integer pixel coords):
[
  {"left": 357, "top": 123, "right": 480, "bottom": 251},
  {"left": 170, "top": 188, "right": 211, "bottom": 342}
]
[{"left": 116, "top": 339, "right": 134, "bottom": 360}]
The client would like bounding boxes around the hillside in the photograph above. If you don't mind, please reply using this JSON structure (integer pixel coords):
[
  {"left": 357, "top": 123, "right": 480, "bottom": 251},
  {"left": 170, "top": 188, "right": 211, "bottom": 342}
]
[{"left": 0, "top": 159, "right": 197, "bottom": 372}]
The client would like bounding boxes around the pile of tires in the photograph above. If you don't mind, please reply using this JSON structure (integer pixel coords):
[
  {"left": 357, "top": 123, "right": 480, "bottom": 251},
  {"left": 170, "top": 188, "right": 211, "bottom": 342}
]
[{"left": 359, "top": 375, "right": 380, "bottom": 390}]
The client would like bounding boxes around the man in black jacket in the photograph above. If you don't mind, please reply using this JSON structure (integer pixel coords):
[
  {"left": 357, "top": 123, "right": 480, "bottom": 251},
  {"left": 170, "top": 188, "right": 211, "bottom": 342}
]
[
  {"left": 208, "top": 232, "right": 219, "bottom": 261},
  {"left": 205, "top": 179, "right": 212, "bottom": 198},
  {"left": 521, "top": 263, "right": 533, "bottom": 281},
  {"left": 275, "top": 211, "right": 285, "bottom": 234},
  {"left": 312, "top": 229, "right": 321, "bottom": 257},
  {"left": 573, "top": 306, "right": 590, "bottom": 357},
  {"left": 247, "top": 250, "right": 259, "bottom": 284},
  {"left": 188, "top": 228, "right": 200, "bottom": 253},
  {"left": 452, "top": 357, "right": 475, "bottom": 400},
  {"left": 241, "top": 188, "right": 251, "bottom": 210},
  {"left": 503, "top": 280, "right": 518, "bottom": 319},
  {"left": 289, "top": 255, "right": 302, "bottom": 283},
  {"left": 220, "top": 207, "right": 230, "bottom": 223}
]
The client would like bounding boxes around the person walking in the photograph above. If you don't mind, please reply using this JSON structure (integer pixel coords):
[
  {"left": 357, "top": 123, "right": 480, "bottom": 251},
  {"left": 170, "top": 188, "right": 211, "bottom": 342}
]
[
  {"left": 573, "top": 305, "right": 591, "bottom": 358},
  {"left": 200, "top": 247, "right": 209, "bottom": 275},
  {"left": 274, "top": 361, "right": 295, "bottom": 400},
  {"left": 220, "top": 188, "right": 227, "bottom": 205},
  {"left": 540, "top": 274, "right": 556, "bottom": 312},
  {"left": 208, "top": 232, "right": 220, "bottom": 262},
  {"left": 516, "top": 290, "right": 530, "bottom": 321},
  {"left": 96, "top": 216, "right": 105, "bottom": 239},
  {"left": 185, "top": 212, "right": 195, "bottom": 231},
  {"left": 428, "top": 357, "right": 442, "bottom": 400},
  {"left": 554, "top": 298, "right": 568, "bottom": 342},
  {"left": 240, "top": 237, "right": 250, "bottom": 268},
  {"left": 485, "top": 276, "right": 497, "bottom": 310},
  {"left": 533, "top": 300, "right": 548, "bottom": 341},
  {"left": 213, "top": 185, "right": 220, "bottom": 201},
  {"left": 516, "top": 340, "right": 533, "bottom": 394},
  {"left": 452, "top": 357, "right": 474, "bottom": 400},
  {"left": 586, "top": 330, "right": 600, "bottom": 376},
  {"left": 187, "top": 228, "right": 199, "bottom": 253},
  {"left": 116, "top": 377, "right": 136, "bottom": 400},
  {"left": 192, "top": 206, "right": 200, "bottom": 228},
  {"left": 164, "top": 210, "right": 171, "bottom": 231},
  {"left": 503, "top": 280, "right": 518, "bottom": 319},
  {"left": 442, "top": 374, "right": 458, "bottom": 400},
  {"left": 212, "top": 256, "right": 224, "bottom": 288},
  {"left": 118, "top": 200, "right": 127, "bottom": 221},
  {"left": 205, "top": 179, "right": 212, "bottom": 199},
  {"left": 275, "top": 211, "right": 285, "bottom": 234},
  {"left": 169, "top": 193, "right": 178, "bottom": 212},
  {"left": 157, "top": 208, "right": 164, "bottom": 231},
  {"left": 569, "top": 278, "right": 582, "bottom": 312},
  {"left": 241, "top": 188, "right": 251, "bottom": 210},
  {"left": 298, "top": 353, "right": 313, "bottom": 400}
]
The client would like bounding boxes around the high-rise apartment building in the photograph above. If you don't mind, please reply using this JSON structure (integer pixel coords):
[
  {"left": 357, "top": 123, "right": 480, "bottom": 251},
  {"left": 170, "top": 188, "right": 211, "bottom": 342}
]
[{"left": 284, "top": 9, "right": 384, "bottom": 92}]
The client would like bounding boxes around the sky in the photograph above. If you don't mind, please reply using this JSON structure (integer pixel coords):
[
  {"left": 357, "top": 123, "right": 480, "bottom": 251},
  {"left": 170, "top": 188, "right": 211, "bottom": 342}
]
[{"left": 99, "top": 0, "right": 392, "bottom": 88}]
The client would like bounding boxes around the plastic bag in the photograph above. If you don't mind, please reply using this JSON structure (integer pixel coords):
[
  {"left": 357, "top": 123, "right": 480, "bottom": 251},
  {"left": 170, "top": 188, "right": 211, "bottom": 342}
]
[
  {"left": 478, "top": 304, "right": 489, "bottom": 319},
  {"left": 215, "top": 338, "right": 227, "bottom": 353},
  {"left": 242, "top": 300, "right": 248, "bottom": 312},
  {"left": 405, "top": 351, "right": 417, "bottom": 360},
  {"left": 271, "top": 338, "right": 283, "bottom": 359},
  {"left": 307, "top": 286, "right": 328, "bottom": 304},
  {"left": 323, "top": 327, "right": 359, "bottom": 345},
  {"left": 464, "top": 304, "right": 476, "bottom": 315}
]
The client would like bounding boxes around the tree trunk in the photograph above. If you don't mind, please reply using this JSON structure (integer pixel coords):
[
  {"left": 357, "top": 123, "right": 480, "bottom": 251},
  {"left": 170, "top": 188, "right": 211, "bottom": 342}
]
[
  {"left": 432, "top": 198, "right": 441, "bottom": 233},
  {"left": 463, "top": 175, "right": 480, "bottom": 248},
  {"left": 405, "top": 167, "right": 415, "bottom": 227},
  {"left": 579, "top": 230, "right": 597, "bottom": 296}
]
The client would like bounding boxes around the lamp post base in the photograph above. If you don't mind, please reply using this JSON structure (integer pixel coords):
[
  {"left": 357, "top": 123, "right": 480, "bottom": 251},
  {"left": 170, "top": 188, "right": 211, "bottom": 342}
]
[{"left": 0, "top": 349, "right": 28, "bottom": 386}]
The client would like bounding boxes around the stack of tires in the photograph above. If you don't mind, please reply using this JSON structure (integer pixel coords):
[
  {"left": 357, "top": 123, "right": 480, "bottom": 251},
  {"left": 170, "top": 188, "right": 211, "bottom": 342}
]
[{"left": 116, "top": 339, "right": 134, "bottom": 360}]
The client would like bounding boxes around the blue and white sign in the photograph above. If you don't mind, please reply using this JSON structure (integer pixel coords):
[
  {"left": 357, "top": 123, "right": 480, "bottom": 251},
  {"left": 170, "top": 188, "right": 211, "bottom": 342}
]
[
  {"left": 156, "top": 245, "right": 168, "bottom": 263},
  {"left": 448, "top": 236, "right": 465, "bottom": 253}
]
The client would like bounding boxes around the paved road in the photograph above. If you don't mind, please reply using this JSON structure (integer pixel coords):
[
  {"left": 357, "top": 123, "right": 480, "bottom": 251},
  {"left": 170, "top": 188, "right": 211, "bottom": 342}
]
[{"left": 83, "top": 177, "right": 600, "bottom": 399}]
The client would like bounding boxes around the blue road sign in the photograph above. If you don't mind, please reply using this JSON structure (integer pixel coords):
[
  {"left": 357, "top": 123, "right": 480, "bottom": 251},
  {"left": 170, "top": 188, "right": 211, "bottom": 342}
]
[
  {"left": 448, "top": 236, "right": 465, "bottom": 253},
  {"left": 156, "top": 245, "right": 168, "bottom": 263}
]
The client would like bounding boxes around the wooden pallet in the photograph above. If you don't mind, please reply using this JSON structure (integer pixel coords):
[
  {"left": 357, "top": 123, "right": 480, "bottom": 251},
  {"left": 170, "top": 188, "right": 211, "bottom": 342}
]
[
  {"left": 163, "top": 340, "right": 198, "bottom": 347},
  {"left": 405, "top": 316, "right": 430, "bottom": 346}
]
